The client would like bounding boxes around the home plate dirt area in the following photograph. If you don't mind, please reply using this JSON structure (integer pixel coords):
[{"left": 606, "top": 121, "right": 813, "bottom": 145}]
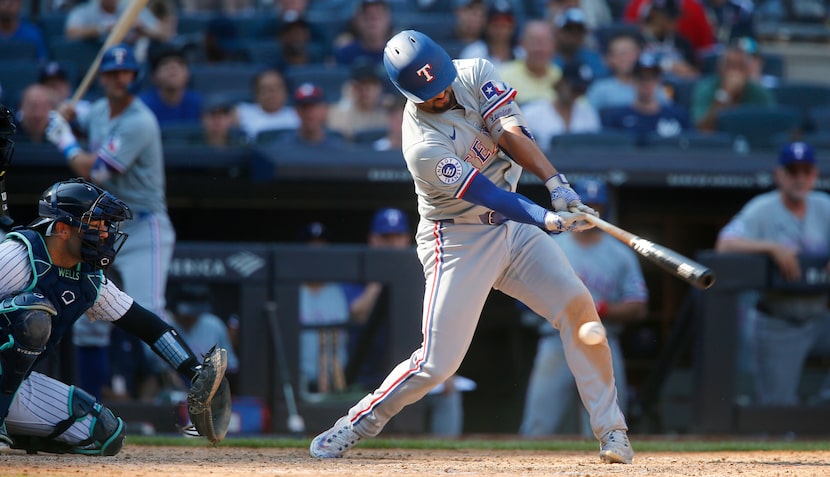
[{"left": 4, "top": 446, "right": 830, "bottom": 477}]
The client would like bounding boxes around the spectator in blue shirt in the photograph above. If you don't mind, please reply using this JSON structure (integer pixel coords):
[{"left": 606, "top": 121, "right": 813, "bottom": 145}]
[
  {"left": 601, "top": 52, "right": 691, "bottom": 145},
  {"left": 0, "top": 0, "right": 48, "bottom": 60},
  {"left": 333, "top": 0, "right": 393, "bottom": 67},
  {"left": 552, "top": 8, "right": 609, "bottom": 80},
  {"left": 139, "top": 47, "right": 203, "bottom": 125}
]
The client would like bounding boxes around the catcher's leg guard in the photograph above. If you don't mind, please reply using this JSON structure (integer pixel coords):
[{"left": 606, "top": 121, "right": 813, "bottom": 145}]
[
  {"left": 11, "top": 386, "right": 125, "bottom": 456},
  {"left": 0, "top": 297, "right": 53, "bottom": 423}
]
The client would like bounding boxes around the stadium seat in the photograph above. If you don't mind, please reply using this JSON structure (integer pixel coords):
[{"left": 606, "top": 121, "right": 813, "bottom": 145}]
[
  {"left": 772, "top": 81, "right": 830, "bottom": 131},
  {"left": 715, "top": 105, "right": 801, "bottom": 150},
  {"left": 351, "top": 128, "right": 388, "bottom": 144},
  {"left": 0, "top": 40, "right": 39, "bottom": 61},
  {"left": 48, "top": 39, "right": 103, "bottom": 74},
  {"left": 189, "top": 64, "right": 264, "bottom": 96},
  {"left": 809, "top": 104, "right": 830, "bottom": 132},
  {"left": 253, "top": 128, "right": 295, "bottom": 144},
  {"left": 549, "top": 131, "right": 638, "bottom": 151},
  {"left": 395, "top": 13, "right": 458, "bottom": 43},
  {"left": 0, "top": 62, "right": 42, "bottom": 108},
  {"left": 643, "top": 131, "right": 737, "bottom": 151}
]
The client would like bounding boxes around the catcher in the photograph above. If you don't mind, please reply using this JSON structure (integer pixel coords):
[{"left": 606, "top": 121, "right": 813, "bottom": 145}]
[{"left": 0, "top": 177, "right": 231, "bottom": 455}]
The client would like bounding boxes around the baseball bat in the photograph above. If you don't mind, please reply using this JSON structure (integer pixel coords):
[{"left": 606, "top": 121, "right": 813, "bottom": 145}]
[
  {"left": 69, "top": 0, "right": 150, "bottom": 107},
  {"left": 581, "top": 214, "right": 716, "bottom": 290},
  {"left": 264, "top": 301, "right": 306, "bottom": 437}
]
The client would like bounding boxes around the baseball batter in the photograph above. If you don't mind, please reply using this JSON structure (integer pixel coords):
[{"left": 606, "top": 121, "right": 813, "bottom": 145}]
[
  {"left": 310, "top": 30, "right": 633, "bottom": 464},
  {"left": 0, "top": 177, "right": 224, "bottom": 455}
]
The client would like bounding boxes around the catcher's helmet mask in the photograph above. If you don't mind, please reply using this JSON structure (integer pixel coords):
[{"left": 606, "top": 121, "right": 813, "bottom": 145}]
[
  {"left": 383, "top": 30, "right": 458, "bottom": 103},
  {"left": 29, "top": 178, "right": 132, "bottom": 270}
]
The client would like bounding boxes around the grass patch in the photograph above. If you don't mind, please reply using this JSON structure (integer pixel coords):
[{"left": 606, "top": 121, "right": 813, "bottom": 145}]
[{"left": 125, "top": 435, "right": 830, "bottom": 452}]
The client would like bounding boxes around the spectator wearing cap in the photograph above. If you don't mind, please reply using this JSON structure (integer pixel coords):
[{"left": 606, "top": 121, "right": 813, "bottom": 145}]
[
  {"left": 733, "top": 36, "right": 778, "bottom": 89},
  {"left": 459, "top": 0, "right": 521, "bottom": 66},
  {"left": 139, "top": 47, "right": 203, "bottom": 125},
  {"left": 15, "top": 84, "right": 58, "bottom": 144},
  {"left": 586, "top": 30, "right": 671, "bottom": 112},
  {"left": 236, "top": 68, "right": 300, "bottom": 141},
  {"left": 188, "top": 15, "right": 250, "bottom": 64},
  {"left": 278, "top": 82, "right": 344, "bottom": 147},
  {"left": 691, "top": 40, "right": 775, "bottom": 132},
  {"left": 498, "top": 20, "right": 562, "bottom": 106},
  {"left": 522, "top": 60, "right": 601, "bottom": 149},
  {"left": 452, "top": 0, "right": 488, "bottom": 46},
  {"left": 200, "top": 93, "right": 245, "bottom": 147},
  {"left": 544, "top": 0, "right": 612, "bottom": 30},
  {"left": 328, "top": 60, "right": 389, "bottom": 142},
  {"left": 702, "top": 0, "right": 756, "bottom": 45},
  {"left": 601, "top": 53, "right": 690, "bottom": 145},
  {"left": 552, "top": 8, "right": 609, "bottom": 80},
  {"left": 333, "top": 0, "right": 393, "bottom": 67},
  {"left": 65, "top": 0, "right": 169, "bottom": 48},
  {"left": 297, "top": 221, "right": 351, "bottom": 395},
  {"left": 624, "top": 0, "right": 716, "bottom": 53},
  {"left": 0, "top": 0, "right": 48, "bottom": 60},
  {"left": 520, "top": 178, "right": 648, "bottom": 437},
  {"left": 635, "top": 0, "right": 700, "bottom": 80},
  {"left": 715, "top": 142, "right": 830, "bottom": 406}
]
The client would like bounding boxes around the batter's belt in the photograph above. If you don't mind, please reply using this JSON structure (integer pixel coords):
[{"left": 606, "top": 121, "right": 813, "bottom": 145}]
[{"left": 442, "top": 211, "right": 507, "bottom": 225}]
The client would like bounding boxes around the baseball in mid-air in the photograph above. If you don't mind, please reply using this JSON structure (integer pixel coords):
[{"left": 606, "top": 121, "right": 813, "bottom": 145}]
[{"left": 578, "top": 321, "right": 606, "bottom": 345}]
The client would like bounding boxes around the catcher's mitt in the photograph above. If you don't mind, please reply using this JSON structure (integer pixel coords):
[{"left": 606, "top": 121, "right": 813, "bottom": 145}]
[{"left": 183, "top": 346, "right": 231, "bottom": 444}]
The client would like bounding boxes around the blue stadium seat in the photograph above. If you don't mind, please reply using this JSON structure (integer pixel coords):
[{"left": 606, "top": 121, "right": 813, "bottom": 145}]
[
  {"left": 771, "top": 81, "right": 830, "bottom": 131},
  {"left": 643, "top": 131, "right": 737, "bottom": 151},
  {"left": 549, "top": 130, "right": 638, "bottom": 151},
  {"left": 0, "top": 40, "right": 39, "bottom": 61},
  {"left": 48, "top": 39, "right": 103, "bottom": 76},
  {"left": 189, "top": 64, "right": 264, "bottom": 96},
  {"left": 809, "top": 105, "right": 830, "bottom": 132},
  {"left": 0, "top": 61, "right": 42, "bottom": 108},
  {"left": 715, "top": 105, "right": 801, "bottom": 150},
  {"left": 395, "top": 13, "right": 458, "bottom": 43},
  {"left": 36, "top": 13, "right": 68, "bottom": 50}
]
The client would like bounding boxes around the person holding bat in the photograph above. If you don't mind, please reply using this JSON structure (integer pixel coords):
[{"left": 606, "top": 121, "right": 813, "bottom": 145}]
[
  {"left": 45, "top": 43, "right": 176, "bottom": 396},
  {"left": 310, "top": 30, "right": 634, "bottom": 464}
]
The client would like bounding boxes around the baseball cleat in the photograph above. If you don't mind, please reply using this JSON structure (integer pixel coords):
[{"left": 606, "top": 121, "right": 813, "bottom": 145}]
[
  {"left": 310, "top": 416, "right": 361, "bottom": 458},
  {"left": 599, "top": 429, "right": 633, "bottom": 464}
]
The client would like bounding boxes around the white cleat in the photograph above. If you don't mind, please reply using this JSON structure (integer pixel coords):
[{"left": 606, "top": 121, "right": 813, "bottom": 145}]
[
  {"left": 310, "top": 416, "right": 362, "bottom": 458},
  {"left": 599, "top": 429, "right": 634, "bottom": 464}
]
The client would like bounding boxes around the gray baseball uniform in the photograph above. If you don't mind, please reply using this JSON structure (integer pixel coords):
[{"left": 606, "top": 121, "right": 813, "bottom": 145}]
[
  {"left": 718, "top": 190, "right": 830, "bottom": 404},
  {"left": 83, "top": 97, "right": 174, "bottom": 319},
  {"left": 342, "top": 58, "right": 627, "bottom": 439}
]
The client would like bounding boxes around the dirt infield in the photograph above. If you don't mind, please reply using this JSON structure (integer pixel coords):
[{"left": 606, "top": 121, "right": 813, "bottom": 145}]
[{"left": 5, "top": 446, "right": 830, "bottom": 477}]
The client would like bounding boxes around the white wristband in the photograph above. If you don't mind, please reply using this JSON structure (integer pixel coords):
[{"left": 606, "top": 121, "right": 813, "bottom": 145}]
[{"left": 544, "top": 173, "right": 568, "bottom": 193}]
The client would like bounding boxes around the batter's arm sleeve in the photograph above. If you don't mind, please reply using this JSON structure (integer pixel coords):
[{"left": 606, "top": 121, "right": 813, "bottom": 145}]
[
  {"left": 113, "top": 302, "right": 201, "bottom": 379},
  {"left": 463, "top": 171, "right": 548, "bottom": 227}
]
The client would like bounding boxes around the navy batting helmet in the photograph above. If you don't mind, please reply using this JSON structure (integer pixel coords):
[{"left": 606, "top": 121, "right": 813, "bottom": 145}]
[
  {"left": 100, "top": 43, "right": 140, "bottom": 74},
  {"left": 383, "top": 30, "right": 457, "bottom": 103}
]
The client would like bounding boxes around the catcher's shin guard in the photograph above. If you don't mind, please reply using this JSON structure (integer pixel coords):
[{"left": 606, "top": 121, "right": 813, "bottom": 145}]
[{"left": 12, "top": 386, "right": 125, "bottom": 456}]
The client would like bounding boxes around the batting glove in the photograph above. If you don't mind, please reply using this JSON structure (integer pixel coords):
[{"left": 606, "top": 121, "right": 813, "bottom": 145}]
[
  {"left": 545, "top": 173, "right": 599, "bottom": 217},
  {"left": 46, "top": 111, "right": 80, "bottom": 161},
  {"left": 544, "top": 211, "right": 593, "bottom": 233}
]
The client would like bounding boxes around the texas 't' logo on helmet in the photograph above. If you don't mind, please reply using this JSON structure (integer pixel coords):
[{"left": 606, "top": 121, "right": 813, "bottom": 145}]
[{"left": 416, "top": 64, "right": 434, "bottom": 82}]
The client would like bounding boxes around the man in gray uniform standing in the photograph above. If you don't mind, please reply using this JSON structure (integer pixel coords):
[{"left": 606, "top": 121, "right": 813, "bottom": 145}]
[
  {"left": 716, "top": 142, "right": 830, "bottom": 405},
  {"left": 46, "top": 43, "right": 176, "bottom": 393},
  {"left": 310, "top": 30, "right": 634, "bottom": 464}
]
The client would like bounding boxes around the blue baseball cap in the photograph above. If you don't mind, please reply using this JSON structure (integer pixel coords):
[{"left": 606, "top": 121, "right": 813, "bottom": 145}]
[
  {"left": 779, "top": 142, "right": 815, "bottom": 167},
  {"left": 371, "top": 208, "right": 410, "bottom": 234},
  {"left": 573, "top": 178, "right": 608, "bottom": 206}
]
